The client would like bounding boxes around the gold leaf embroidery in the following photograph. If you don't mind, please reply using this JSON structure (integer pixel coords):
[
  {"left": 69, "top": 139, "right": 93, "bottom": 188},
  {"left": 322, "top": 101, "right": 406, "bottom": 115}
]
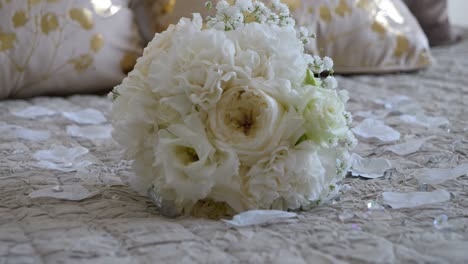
[
  {"left": 41, "top": 13, "right": 59, "bottom": 34},
  {"left": 282, "top": 0, "right": 301, "bottom": 12},
  {"left": 319, "top": 6, "right": 331, "bottom": 22},
  {"left": 90, "top": 33, "right": 104, "bottom": 52},
  {"left": 68, "top": 54, "right": 94, "bottom": 72},
  {"left": 371, "top": 21, "right": 386, "bottom": 36},
  {"left": 0, "top": 32, "right": 16, "bottom": 52},
  {"left": 69, "top": 8, "right": 94, "bottom": 30},
  {"left": 307, "top": 7, "right": 314, "bottom": 14},
  {"left": 335, "top": 0, "right": 352, "bottom": 17},
  {"left": 28, "top": 0, "right": 41, "bottom": 6},
  {"left": 356, "top": 0, "right": 372, "bottom": 10},
  {"left": 394, "top": 34, "right": 409, "bottom": 58},
  {"left": 0, "top": 2, "right": 2, "bottom": 10},
  {"left": 13, "top": 10, "right": 29, "bottom": 28},
  {"left": 120, "top": 52, "right": 138, "bottom": 74},
  {"left": 418, "top": 50, "right": 431, "bottom": 66},
  {"left": 161, "top": 0, "right": 176, "bottom": 14},
  {"left": 47, "top": 0, "right": 61, "bottom": 2}
]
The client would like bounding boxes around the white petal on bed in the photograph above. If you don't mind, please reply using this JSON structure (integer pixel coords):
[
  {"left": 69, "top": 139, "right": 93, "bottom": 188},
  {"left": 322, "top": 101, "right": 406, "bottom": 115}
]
[
  {"left": 382, "top": 189, "right": 451, "bottom": 209},
  {"left": 32, "top": 145, "right": 93, "bottom": 172},
  {"left": 29, "top": 184, "right": 99, "bottom": 201},
  {"left": 67, "top": 125, "right": 112, "bottom": 139},
  {"left": 349, "top": 153, "right": 392, "bottom": 179},
  {"left": 12, "top": 106, "right": 56, "bottom": 119},
  {"left": 33, "top": 145, "right": 89, "bottom": 163},
  {"left": 0, "top": 122, "right": 50, "bottom": 141},
  {"left": 374, "top": 95, "right": 421, "bottom": 113},
  {"left": 354, "top": 110, "right": 389, "bottom": 120},
  {"left": 63, "top": 108, "right": 107, "bottom": 125},
  {"left": 223, "top": 210, "right": 297, "bottom": 227},
  {"left": 32, "top": 160, "right": 94, "bottom": 172},
  {"left": 386, "top": 137, "right": 432, "bottom": 156},
  {"left": 352, "top": 119, "right": 400, "bottom": 142},
  {"left": 399, "top": 114, "right": 449, "bottom": 128},
  {"left": 414, "top": 163, "right": 468, "bottom": 185}
]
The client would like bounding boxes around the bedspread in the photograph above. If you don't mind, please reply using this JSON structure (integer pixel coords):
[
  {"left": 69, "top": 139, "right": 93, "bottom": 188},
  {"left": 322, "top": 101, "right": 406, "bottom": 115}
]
[{"left": 1, "top": 33, "right": 468, "bottom": 263}]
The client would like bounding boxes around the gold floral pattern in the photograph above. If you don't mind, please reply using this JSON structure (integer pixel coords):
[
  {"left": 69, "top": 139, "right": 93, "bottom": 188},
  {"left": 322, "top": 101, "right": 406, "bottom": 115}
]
[
  {"left": 294, "top": 0, "right": 432, "bottom": 73},
  {"left": 0, "top": 0, "right": 142, "bottom": 99}
]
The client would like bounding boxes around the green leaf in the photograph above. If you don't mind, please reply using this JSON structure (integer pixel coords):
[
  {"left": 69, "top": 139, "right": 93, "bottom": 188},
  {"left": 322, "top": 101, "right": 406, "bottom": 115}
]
[{"left": 304, "top": 68, "right": 318, "bottom": 86}]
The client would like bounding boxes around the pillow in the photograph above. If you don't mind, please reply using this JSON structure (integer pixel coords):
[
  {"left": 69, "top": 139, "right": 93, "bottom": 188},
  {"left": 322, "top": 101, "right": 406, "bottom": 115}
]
[
  {"left": 403, "top": 0, "right": 460, "bottom": 46},
  {"left": 0, "top": 0, "right": 142, "bottom": 99},
  {"left": 132, "top": 0, "right": 432, "bottom": 74}
]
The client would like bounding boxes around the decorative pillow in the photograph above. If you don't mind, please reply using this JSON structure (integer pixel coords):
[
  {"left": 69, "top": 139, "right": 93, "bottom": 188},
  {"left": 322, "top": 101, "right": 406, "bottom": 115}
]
[
  {"left": 0, "top": 0, "right": 142, "bottom": 99},
  {"left": 403, "top": 0, "right": 460, "bottom": 46},
  {"left": 132, "top": 0, "right": 432, "bottom": 74}
]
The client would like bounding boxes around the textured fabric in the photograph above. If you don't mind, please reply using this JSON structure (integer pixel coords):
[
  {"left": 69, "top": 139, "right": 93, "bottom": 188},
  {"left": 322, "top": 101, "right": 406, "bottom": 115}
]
[
  {"left": 404, "top": 0, "right": 459, "bottom": 46},
  {"left": 132, "top": 0, "right": 433, "bottom": 74},
  {"left": 0, "top": 0, "right": 142, "bottom": 99},
  {"left": 1, "top": 29, "right": 467, "bottom": 263}
]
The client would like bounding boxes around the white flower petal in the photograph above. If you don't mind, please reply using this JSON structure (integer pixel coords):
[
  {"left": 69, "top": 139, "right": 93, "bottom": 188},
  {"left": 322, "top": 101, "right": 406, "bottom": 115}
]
[
  {"left": 67, "top": 125, "right": 112, "bottom": 140},
  {"left": 399, "top": 114, "right": 449, "bottom": 128},
  {"left": 0, "top": 122, "right": 50, "bottom": 141},
  {"left": 386, "top": 137, "right": 433, "bottom": 156},
  {"left": 12, "top": 106, "right": 56, "bottom": 119},
  {"left": 382, "top": 189, "right": 451, "bottom": 209},
  {"left": 414, "top": 163, "right": 468, "bottom": 185},
  {"left": 29, "top": 184, "right": 98, "bottom": 201},
  {"left": 63, "top": 108, "right": 107, "bottom": 125},
  {"left": 352, "top": 118, "right": 400, "bottom": 142},
  {"left": 222, "top": 210, "right": 297, "bottom": 227},
  {"left": 350, "top": 153, "right": 392, "bottom": 179}
]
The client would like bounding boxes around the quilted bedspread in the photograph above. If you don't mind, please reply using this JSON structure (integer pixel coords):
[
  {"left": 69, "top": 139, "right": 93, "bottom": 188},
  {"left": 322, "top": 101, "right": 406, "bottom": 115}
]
[{"left": 1, "top": 34, "right": 468, "bottom": 263}]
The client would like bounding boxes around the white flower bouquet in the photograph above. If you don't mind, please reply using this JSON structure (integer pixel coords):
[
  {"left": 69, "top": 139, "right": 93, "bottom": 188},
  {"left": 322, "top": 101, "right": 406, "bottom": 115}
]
[{"left": 110, "top": 0, "right": 356, "bottom": 217}]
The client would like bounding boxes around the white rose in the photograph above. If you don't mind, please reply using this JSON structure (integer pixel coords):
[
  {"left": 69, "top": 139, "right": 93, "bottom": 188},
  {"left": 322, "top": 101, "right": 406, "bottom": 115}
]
[
  {"left": 208, "top": 82, "right": 302, "bottom": 165},
  {"left": 300, "top": 87, "right": 349, "bottom": 146}
]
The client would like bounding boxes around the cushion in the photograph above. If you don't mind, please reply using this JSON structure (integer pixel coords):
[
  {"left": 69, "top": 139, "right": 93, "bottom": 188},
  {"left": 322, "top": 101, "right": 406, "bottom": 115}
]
[
  {"left": 132, "top": 0, "right": 432, "bottom": 74},
  {"left": 403, "top": 0, "right": 460, "bottom": 46},
  {"left": 0, "top": 0, "right": 142, "bottom": 99}
]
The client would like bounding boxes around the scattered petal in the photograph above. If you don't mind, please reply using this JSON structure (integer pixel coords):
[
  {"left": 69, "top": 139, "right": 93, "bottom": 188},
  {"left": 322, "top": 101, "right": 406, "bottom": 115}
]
[
  {"left": 354, "top": 110, "right": 389, "bottom": 120},
  {"left": 67, "top": 125, "right": 112, "bottom": 140},
  {"left": 414, "top": 163, "right": 468, "bottom": 185},
  {"left": 63, "top": 108, "right": 106, "bottom": 125},
  {"left": 338, "top": 211, "right": 354, "bottom": 221},
  {"left": 11, "top": 106, "right": 56, "bottom": 119},
  {"left": 382, "top": 189, "right": 451, "bottom": 209},
  {"left": 222, "top": 210, "right": 297, "bottom": 227},
  {"left": 0, "top": 122, "right": 50, "bottom": 141},
  {"left": 387, "top": 137, "right": 433, "bottom": 156},
  {"left": 374, "top": 95, "right": 421, "bottom": 114},
  {"left": 350, "top": 153, "right": 392, "bottom": 179},
  {"left": 399, "top": 114, "right": 449, "bottom": 128},
  {"left": 352, "top": 119, "right": 400, "bottom": 142},
  {"left": 33, "top": 145, "right": 88, "bottom": 163},
  {"left": 29, "top": 184, "right": 98, "bottom": 201},
  {"left": 32, "top": 145, "right": 93, "bottom": 172}
]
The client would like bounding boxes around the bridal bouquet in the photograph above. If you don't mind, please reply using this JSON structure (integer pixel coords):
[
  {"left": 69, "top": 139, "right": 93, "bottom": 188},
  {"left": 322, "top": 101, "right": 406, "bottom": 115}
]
[{"left": 110, "top": 0, "right": 356, "bottom": 216}]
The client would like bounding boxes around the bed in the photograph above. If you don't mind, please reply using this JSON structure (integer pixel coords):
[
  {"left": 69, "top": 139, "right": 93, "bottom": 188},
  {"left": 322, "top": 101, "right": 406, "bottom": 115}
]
[{"left": 1, "top": 31, "right": 467, "bottom": 264}]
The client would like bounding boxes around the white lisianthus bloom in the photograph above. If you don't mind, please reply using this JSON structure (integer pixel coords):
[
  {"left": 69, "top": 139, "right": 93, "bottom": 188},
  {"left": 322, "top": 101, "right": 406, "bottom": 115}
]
[{"left": 155, "top": 114, "right": 220, "bottom": 206}]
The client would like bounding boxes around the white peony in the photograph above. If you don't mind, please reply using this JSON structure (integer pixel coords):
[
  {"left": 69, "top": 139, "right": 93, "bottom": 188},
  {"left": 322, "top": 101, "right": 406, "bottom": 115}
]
[{"left": 110, "top": 0, "right": 355, "bottom": 216}]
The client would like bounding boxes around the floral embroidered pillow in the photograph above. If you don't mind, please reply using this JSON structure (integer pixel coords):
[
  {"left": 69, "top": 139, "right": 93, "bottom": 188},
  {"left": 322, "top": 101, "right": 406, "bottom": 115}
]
[
  {"left": 132, "top": 0, "right": 432, "bottom": 74},
  {"left": 0, "top": 0, "right": 142, "bottom": 99}
]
